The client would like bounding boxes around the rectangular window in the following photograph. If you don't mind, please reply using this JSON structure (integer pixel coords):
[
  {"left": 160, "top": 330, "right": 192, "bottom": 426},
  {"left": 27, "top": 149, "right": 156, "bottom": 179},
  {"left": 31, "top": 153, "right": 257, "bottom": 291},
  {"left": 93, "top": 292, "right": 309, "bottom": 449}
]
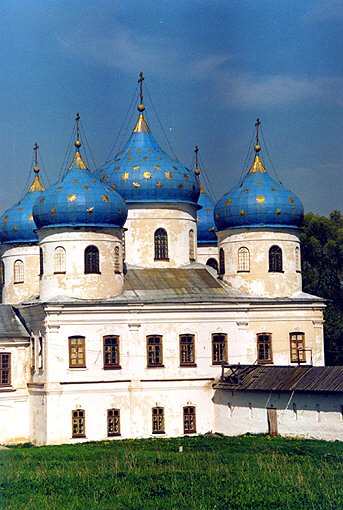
[
  {"left": 107, "top": 408, "right": 120, "bottom": 436},
  {"left": 152, "top": 407, "right": 165, "bottom": 434},
  {"left": 211, "top": 333, "right": 227, "bottom": 365},
  {"left": 72, "top": 409, "right": 86, "bottom": 438},
  {"left": 0, "top": 353, "right": 11, "bottom": 386},
  {"left": 30, "top": 338, "right": 35, "bottom": 373},
  {"left": 38, "top": 337, "right": 43, "bottom": 370},
  {"left": 183, "top": 406, "right": 196, "bottom": 434},
  {"left": 290, "top": 332, "right": 306, "bottom": 363},
  {"left": 103, "top": 336, "right": 120, "bottom": 369},
  {"left": 69, "top": 336, "right": 86, "bottom": 368},
  {"left": 257, "top": 333, "right": 272, "bottom": 364},
  {"left": 147, "top": 335, "right": 163, "bottom": 367},
  {"left": 180, "top": 334, "right": 196, "bottom": 366}
]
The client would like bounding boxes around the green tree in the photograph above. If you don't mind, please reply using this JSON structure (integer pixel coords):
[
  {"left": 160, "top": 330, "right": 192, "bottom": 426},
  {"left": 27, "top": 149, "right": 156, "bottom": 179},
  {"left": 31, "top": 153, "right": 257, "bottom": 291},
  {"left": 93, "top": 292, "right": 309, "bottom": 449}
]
[{"left": 300, "top": 210, "right": 343, "bottom": 365}]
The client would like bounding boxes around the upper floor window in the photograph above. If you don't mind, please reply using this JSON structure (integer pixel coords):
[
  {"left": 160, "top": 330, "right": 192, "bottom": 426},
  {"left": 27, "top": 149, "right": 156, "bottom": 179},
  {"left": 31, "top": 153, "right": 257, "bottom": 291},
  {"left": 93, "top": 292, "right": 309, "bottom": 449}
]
[
  {"left": 30, "top": 338, "right": 35, "bottom": 373},
  {"left": 154, "top": 228, "right": 168, "bottom": 260},
  {"left": 114, "top": 246, "right": 121, "bottom": 274},
  {"left": 147, "top": 335, "right": 163, "bottom": 367},
  {"left": 39, "top": 248, "right": 44, "bottom": 277},
  {"left": 183, "top": 406, "right": 196, "bottom": 434},
  {"left": 295, "top": 246, "right": 301, "bottom": 272},
  {"left": 72, "top": 409, "right": 86, "bottom": 438},
  {"left": 212, "top": 333, "right": 227, "bottom": 365},
  {"left": 180, "top": 334, "right": 196, "bottom": 366},
  {"left": 152, "top": 407, "right": 165, "bottom": 434},
  {"left": 269, "top": 246, "right": 283, "bottom": 272},
  {"left": 0, "top": 261, "right": 4, "bottom": 285},
  {"left": 189, "top": 229, "right": 195, "bottom": 262},
  {"left": 13, "top": 259, "right": 24, "bottom": 284},
  {"left": 290, "top": 332, "right": 306, "bottom": 363},
  {"left": 238, "top": 247, "right": 250, "bottom": 272},
  {"left": 257, "top": 333, "right": 272, "bottom": 364},
  {"left": 107, "top": 408, "right": 120, "bottom": 436},
  {"left": 84, "top": 245, "right": 100, "bottom": 274},
  {"left": 103, "top": 335, "right": 120, "bottom": 369},
  {"left": 0, "top": 353, "right": 11, "bottom": 386},
  {"left": 69, "top": 336, "right": 86, "bottom": 368},
  {"left": 54, "top": 246, "right": 66, "bottom": 273},
  {"left": 206, "top": 258, "right": 218, "bottom": 272},
  {"left": 219, "top": 248, "right": 225, "bottom": 276}
]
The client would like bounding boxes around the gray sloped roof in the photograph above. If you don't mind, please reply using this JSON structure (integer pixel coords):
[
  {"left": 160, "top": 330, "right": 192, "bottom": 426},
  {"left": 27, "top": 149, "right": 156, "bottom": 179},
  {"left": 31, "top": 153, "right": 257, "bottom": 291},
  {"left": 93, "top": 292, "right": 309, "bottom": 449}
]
[
  {"left": 214, "top": 365, "right": 343, "bottom": 393},
  {"left": 0, "top": 305, "right": 30, "bottom": 338}
]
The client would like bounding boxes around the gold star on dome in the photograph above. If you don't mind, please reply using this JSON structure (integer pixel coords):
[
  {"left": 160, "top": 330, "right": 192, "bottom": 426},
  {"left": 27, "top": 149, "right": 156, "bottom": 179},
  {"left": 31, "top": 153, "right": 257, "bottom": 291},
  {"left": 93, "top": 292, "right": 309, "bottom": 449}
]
[
  {"left": 143, "top": 171, "right": 152, "bottom": 179},
  {"left": 101, "top": 175, "right": 108, "bottom": 182},
  {"left": 215, "top": 213, "right": 219, "bottom": 219},
  {"left": 242, "top": 188, "right": 249, "bottom": 193},
  {"left": 57, "top": 186, "right": 63, "bottom": 191},
  {"left": 288, "top": 197, "right": 295, "bottom": 204},
  {"left": 18, "top": 207, "right": 23, "bottom": 211},
  {"left": 39, "top": 197, "right": 45, "bottom": 204},
  {"left": 146, "top": 148, "right": 151, "bottom": 152},
  {"left": 200, "top": 185, "right": 205, "bottom": 194},
  {"left": 275, "top": 209, "right": 281, "bottom": 215},
  {"left": 183, "top": 174, "right": 189, "bottom": 181},
  {"left": 142, "top": 156, "right": 149, "bottom": 161},
  {"left": 28, "top": 215, "right": 33, "bottom": 221},
  {"left": 271, "top": 188, "right": 276, "bottom": 192},
  {"left": 3, "top": 216, "right": 8, "bottom": 223},
  {"left": 133, "top": 182, "right": 140, "bottom": 188},
  {"left": 156, "top": 181, "right": 163, "bottom": 188},
  {"left": 137, "top": 148, "right": 141, "bottom": 153},
  {"left": 50, "top": 208, "right": 57, "bottom": 215},
  {"left": 128, "top": 157, "right": 133, "bottom": 161},
  {"left": 87, "top": 207, "right": 94, "bottom": 214},
  {"left": 111, "top": 184, "right": 117, "bottom": 190},
  {"left": 133, "top": 165, "right": 140, "bottom": 170},
  {"left": 128, "top": 149, "right": 133, "bottom": 153},
  {"left": 84, "top": 185, "right": 90, "bottom": 190},
  {"left": 121, "top": 172, "right": 129, "bottom": 180},
  {"left": 177, "top": 183, "right": 183, "bottom": 189},
  {"left": 157, "top": 157, "right": 162, "bottom": 161},
  {"left": 13, "top": 226, "right": 19, "bottom": 231},
  {"left": 256, "top": 196, "right": 265, "bottom": 203},
  {"left": 239, "top": 210, "right": 246, "bottom": 216},
  {"left": 67, "top": 194, "right": 76, "bottom": 202},
  {"left": 71, "top": 179, "right": 78, "bottom": 183},
  {"left": 257, "top": 181, "right": 262, "bottom": 185},
  {"left": 225, "top": 199, "right": 232, "bottom": 206},
  {"left": 154, "top": 165, "right": 161, "bottom": 170},
  {"left": 165, "top": 172, "right": 172, "bottom": 179},
  {"left": 114, "top": 166, "right": 120, "bottom": 171},
  {"left": 206, "top": 207, "right": 211, "bottom": 213},
  {"left": 102, "top": 195, "right": 110, "bottom": 202}
]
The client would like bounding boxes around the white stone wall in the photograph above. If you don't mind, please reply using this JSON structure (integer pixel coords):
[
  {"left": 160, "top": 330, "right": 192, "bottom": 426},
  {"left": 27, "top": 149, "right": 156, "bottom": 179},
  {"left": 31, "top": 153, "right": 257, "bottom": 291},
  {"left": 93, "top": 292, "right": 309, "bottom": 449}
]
[
  {"left": 124, "top": 203, "right": 197, "bottom": 267},
  {"left": 217, "top": 228, "right": 302, "bottom": 297},
  {"left": 197, "top": 245, "right": 218, "bottom": 266},
  {"left": 214, "top": 390, "right": 343, "bottom": 441},
  {"left": 1, "top": 245, "right": 40, "bottom": 304}
]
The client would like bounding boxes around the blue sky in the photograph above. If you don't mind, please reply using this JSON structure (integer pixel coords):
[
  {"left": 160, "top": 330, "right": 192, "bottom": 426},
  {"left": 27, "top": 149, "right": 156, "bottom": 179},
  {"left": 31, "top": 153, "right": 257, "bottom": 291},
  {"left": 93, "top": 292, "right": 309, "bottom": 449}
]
[{"left": 0, "top": 0, "right": 342, "bottom": 215}]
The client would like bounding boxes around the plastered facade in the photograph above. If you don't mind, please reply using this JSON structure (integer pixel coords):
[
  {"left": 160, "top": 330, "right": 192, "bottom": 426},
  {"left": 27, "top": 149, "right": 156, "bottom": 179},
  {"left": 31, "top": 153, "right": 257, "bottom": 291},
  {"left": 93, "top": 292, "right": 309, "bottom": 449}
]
[{"left": 2, "top": 245, "right": 40, "bottom": 304}]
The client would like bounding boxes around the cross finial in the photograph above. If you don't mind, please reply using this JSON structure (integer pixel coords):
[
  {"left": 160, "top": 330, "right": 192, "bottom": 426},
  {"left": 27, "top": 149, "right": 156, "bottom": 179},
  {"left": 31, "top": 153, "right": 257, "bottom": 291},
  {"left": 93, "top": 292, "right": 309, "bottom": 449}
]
[
  {"left": 254, "top": 118, "right": 261, "bottom": 153},
  {"left": 194, "top": 145, "right": 200, "bottom": 176},
  {"left": 138, "top": 70, "right": 144, "bottom": 105},
  {"left": 33, "top": 142, "right": 39, "bottom": 173},
  {"left": 75, "top": 112, "right": 81, "bottom": 148}
]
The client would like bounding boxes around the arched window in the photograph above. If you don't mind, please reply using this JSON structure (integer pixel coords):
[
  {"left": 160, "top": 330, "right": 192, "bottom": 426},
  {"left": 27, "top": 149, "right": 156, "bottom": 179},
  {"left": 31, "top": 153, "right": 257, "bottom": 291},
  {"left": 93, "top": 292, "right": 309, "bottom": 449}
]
[
  {"left": 39, "top": 248, "right": 44, "bottom": 277},
  {"left": 114, "top": 246, "right": 121, "bottom": 274},
  {"left": 238, "top": 247, "right": 250, "bottom": 272},
  {"left": 84, "top": 245, "right": 100, "bottom": 274},
  {"left": 0, "top": 261, "right": 4, "bottom": 285},
  {"left": 295, "top": 246, "right": 301, "bottom": 272},
  {"left": 154, "top": 228, "right": 168, "bottom": 260},
  {"left": 54, "top": 246, "right": 66, "bottom": 274},
  {"left": 189, "top": 229, "right": 195, "bottom": 262},
  {"left": 206, "top": 258, "right": 218, "bottom": 272},
  {"left": 14, "top": 260, "right": 24, "bottom": 283},
  {"left": 269, "top": 245, "right": 283, "bottom": 272},
  {"left": 219, "top": 248, "right": 225, "bottom": 276}
]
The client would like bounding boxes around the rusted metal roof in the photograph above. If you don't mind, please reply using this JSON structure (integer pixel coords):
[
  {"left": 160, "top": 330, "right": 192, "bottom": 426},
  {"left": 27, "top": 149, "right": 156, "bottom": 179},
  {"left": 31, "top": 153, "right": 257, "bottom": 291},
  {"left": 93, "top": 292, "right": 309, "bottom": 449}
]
[{"left": 214, "top": 365, "right": 343, "bottom": 393}]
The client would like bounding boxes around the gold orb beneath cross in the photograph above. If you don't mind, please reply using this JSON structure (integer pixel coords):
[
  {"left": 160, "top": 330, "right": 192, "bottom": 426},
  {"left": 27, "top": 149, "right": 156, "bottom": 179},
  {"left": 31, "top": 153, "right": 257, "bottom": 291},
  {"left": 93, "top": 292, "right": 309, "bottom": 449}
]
[{"left": 138, "top": 104, "right": 145, "bottom": 112}]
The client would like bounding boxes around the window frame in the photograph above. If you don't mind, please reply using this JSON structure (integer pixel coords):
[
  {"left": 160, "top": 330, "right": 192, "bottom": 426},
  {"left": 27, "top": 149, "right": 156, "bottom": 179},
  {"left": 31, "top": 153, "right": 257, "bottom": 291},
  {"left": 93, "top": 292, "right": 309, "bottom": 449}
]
[
  {"left": 189, "top": 229, "right": 195, "bottom": 262},
  {"left": 39, "top": 247, "right": 44, "bottom": 277},
  {"left": 211, "top": 333, "right": 228, "bottom": 365},
  {"left": 147, "top": 335, "right": 164, "bottom": 367},
  {"left": 103, "top": 335, "right": 121, "bottom": 369},
  {"left": 152, "top": 407, "right": 165, "bottom": 434},
  {"left": 84, "top": 245, "right": 100, "bottom": 274},
  {"left": 13, "top": 259, "right": 24, "bottom": 284},
  {"left": 72, "top": 409, "right": 86, "bottom": 438},
  {"left": 206, "top": 258, "right": 218, "bottom": 272},
  {"left": 154, "top": 228, "right": 169, "bottom": 261},
  {"left": 0, "top": 352, "right": 11, "bottom": 386},
  {"left": 269, "top": 245, "right": 283, "bottom": 273},
  {"left": 179, "top": 334, "right": 196, "bottom": 367},
  {"left": 295, "top": 246, "right": 301, "bottom": 273},
  {"left": 183, "top": 406, "right": 196, "bottom": 434},
  {"left": 68, "top": 336, "right": 86, "bottom": 368},
  {"left": 54, "top": 246, "right": 66, "bottom": 274},
  {"left": 257, "top": 333, "right": 273, "bottom": 364},
  {"left": 290, "top": 332, "right": 306, "bottom": 363},
  {"left": 0, "top": 261, "right": 5, "bottom": 285},
  {"left": 114, "top": 245, "right": 121, "bottom": 274},
  {"left": 107, "top": 408, "right": 121, "bottom": 437},
  {"left": 238, "top": 247, "right": 250, "bottom": 272},
  {"left": 219, "top": 248, "right": 225, "bottom": 276}
]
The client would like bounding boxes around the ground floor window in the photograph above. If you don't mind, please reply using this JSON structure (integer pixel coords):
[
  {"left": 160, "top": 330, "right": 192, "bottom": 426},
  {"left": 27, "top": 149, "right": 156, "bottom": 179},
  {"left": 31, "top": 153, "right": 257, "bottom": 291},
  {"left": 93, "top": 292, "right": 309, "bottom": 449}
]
[
  {"left": 72, "top": 409, "right": 86, "bottom": 438},
  {"left": 183, "top": 406, "right": 196, "bottom": 434},
  {"left": 0, "top": 353, "right": 11, "bottom": 386},
  {"left": 152, "top": 407, "right": 165, "bottom": 434},
  {"left": 107, "top": 408, "right": 120, "bottom": 436}
]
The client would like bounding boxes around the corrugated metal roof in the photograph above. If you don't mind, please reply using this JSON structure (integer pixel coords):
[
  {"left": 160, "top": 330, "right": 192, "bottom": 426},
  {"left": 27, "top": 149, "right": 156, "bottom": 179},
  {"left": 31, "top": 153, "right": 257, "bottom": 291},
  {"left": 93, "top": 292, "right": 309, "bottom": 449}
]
[
  {"left": 214, "top": 365, "right": 343, "bottom": 393},
  {"left": 0, "top": 306, "right": 30, "bottom": 338}
]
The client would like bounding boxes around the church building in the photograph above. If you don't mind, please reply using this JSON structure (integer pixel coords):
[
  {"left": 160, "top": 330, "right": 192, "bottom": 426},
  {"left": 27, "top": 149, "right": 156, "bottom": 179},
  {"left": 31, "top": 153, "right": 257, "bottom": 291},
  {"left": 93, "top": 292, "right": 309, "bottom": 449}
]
[{"left": 0, "top": 75, "right": 326, "bottom": 445}]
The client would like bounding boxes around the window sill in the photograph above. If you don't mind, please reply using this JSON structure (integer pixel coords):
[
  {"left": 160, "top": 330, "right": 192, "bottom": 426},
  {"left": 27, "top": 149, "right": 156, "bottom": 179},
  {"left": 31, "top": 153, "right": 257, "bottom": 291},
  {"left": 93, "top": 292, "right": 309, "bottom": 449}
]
[
  {"left": 184, "top": 431, "right": 196, "bottom": 435},
  {"left": 14, "top": 281, "right": 24, "bottom": 285},
  {"left": 268, "top": 270, "right": 284, "bottom": 273},
  {"left": 108, "top": 433, "right": 121, "bottom": 437},
  {"left": 296, "top": 270, "right": 302, "bottom": 273},
  {"left": 84, "top": 272, "right": 101, "bottom": 275},
  {"left": 237, "top": 270, "right": 250, "bottom": 273},
  {"left": 71, "top": 435, "right": 86, "bottom": 439},
  {"left": 152, "top": 431, "right": 165, "bottom": 435},
  {"left": 68, "top": 367, "right": 87, "bottom": 370},
  {"left": 180, "top": 363, "right": 197, "bottom": 368},
  {"left": 54, "top": 271, "right": 66, "bottom": 275},
  {"left": 154, "top": 258, "right": 170, "bottom": 262},
  {"left": 257, "top": 360, "right": 273, "bottom": 365},
  {"left": 212, "top": 362, "right": 227, "bottom": 366},
  {"left": 103, "top": 366, "right": 122, "bottom": 370},
  {"left": 147, "top": 364, "right": 165, "bottom": 368},
  {"left": 0, "top": 386, "right": 15, "bottom": 392}
]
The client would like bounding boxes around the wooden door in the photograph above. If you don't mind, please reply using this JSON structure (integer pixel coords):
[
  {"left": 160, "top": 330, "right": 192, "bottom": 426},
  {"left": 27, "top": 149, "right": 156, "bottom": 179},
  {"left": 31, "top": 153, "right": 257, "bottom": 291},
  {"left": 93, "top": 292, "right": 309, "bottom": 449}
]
[{"left": 267, "top": 408, "right": 278, "bottom": 436}]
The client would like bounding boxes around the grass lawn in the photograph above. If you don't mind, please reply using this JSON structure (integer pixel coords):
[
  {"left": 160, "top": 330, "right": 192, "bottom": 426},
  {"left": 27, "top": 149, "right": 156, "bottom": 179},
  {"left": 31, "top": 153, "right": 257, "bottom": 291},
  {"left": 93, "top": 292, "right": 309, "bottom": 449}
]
[{"left": 0, "top": 434, "right": 342, "bottom": 510}]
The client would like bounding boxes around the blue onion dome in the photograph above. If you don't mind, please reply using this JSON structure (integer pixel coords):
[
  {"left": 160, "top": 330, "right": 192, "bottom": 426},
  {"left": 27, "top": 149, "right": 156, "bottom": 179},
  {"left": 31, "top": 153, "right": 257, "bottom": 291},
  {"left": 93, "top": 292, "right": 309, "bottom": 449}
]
[
  {"left": 33, "top": 118, "right": 127, "bottom": 230},
  {"left": 197, "top": 184, "right": 217, "bottom": 245},
  {"left": 214, "top": 123, "right": 304, "bottom": 231},
  {"left": 97, "top": 97, "right": 200, "bottom": 205},
  {"left": 0, "top": 144, "right": 45, "bottom": 244}
]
